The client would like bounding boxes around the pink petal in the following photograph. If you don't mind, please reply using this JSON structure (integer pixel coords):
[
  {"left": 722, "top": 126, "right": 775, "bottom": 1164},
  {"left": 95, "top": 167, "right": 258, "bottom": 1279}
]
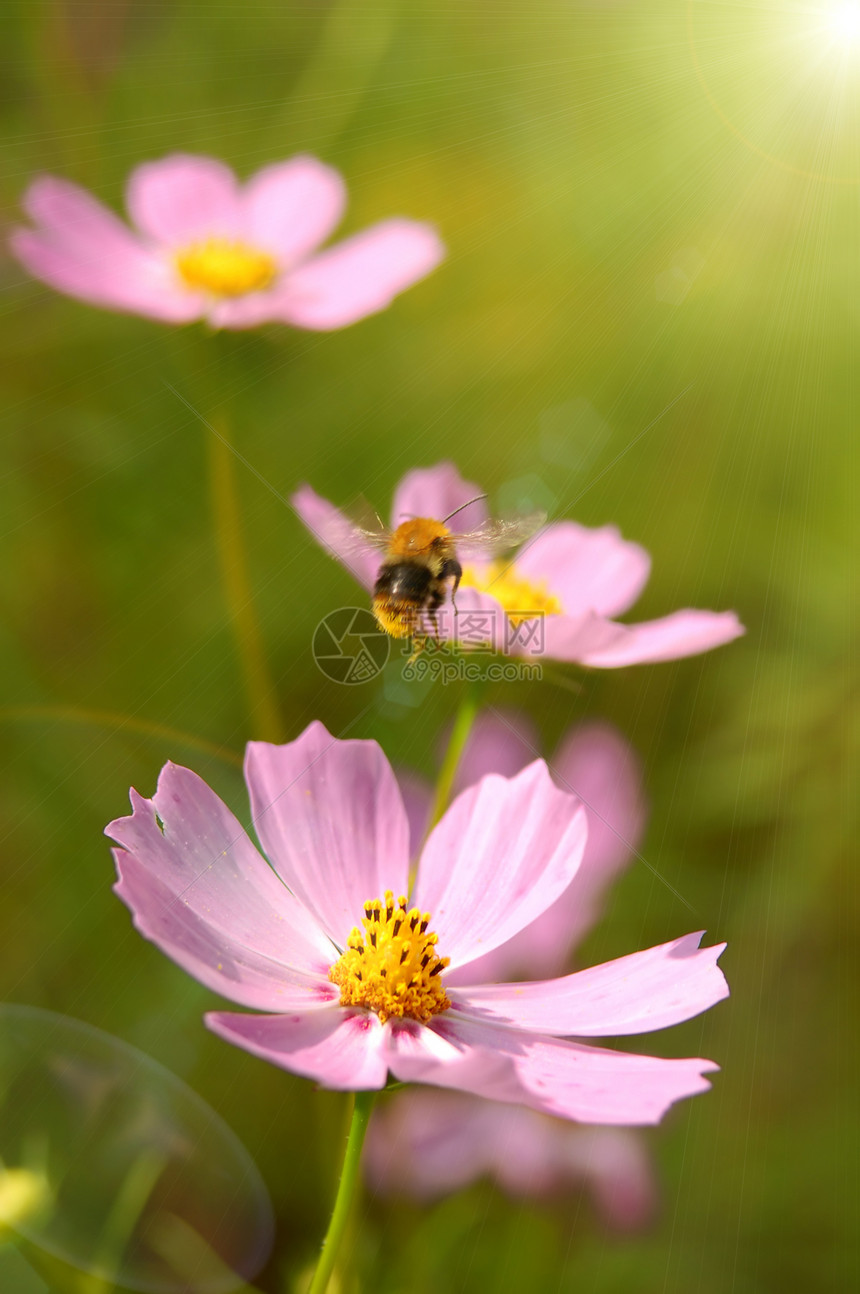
[
  {"left": 277, "top": 219, "right": 445, "bottom": 330},
  {"left": 370, "top": 1093, "right": 655, "bottom": 1221},
  {"left": 580, "top": 609, "right": 746, "bottom": 668},
  {"left": 450, "top": 709, "right": 538, "bottom": 797},
  {"left": 126, "top": 154, "right": 242, "bottom": 245},
  {"left": 22, "top": 176, "right": 149, "bottom": 259},
  {"left": 564, "top": 1128, "right": 656, "bottom": 1230},
  {"left": 447, "top": 721, "right": 646, "bottom": 985},
  {"left": 11, "top": 177, "right": 202, "bottom": 322},
  {"left": 452, "top": 933, "right": 728, "bottom": 1036},
  {"left": 205, "top": 288, "right": 297, "bottom": 331},
  {"left": 390, "top": 462, "right": 488, "bottom": 531},
  {"left": 514, "top": 522, "right": 651, "bottom": 618},
  {"left": 106, "top": 765, "right": 335, "bottom": 976},
  {"left": 433, "top": 586, "right": 509, "bottom": 650},
  {"left": 364, "top": 1090, "right": 492, "bottom": 1199},
  {"left": 113, "top": 849, "right": 337, "bottom": 1012},
  {"left": 244, "top": 722, "right": 410, "bottom": 947},
  {"left": 388, "top": 1015, "right": 718, "bottom": 1125},
  {"left": 290, "top": 485, "right": 379, "bottom": 590},
  {"left": 11, "top": 230, "right": 204, "bottom": 322},
  {"left": 206, "top": 1008, "right": 389, "bottom": 1089},
  {"left": 413, "top": 761, "right": 588, "bottom": 971},
  {"left": 525, "top": 610, "right": 627, "bottom": 661},
  {"left": 243, "top": 156, "right": 346, "bottom": 263},
  {"left": 502, "top": 722, "right": 646, "bottom": 970}
]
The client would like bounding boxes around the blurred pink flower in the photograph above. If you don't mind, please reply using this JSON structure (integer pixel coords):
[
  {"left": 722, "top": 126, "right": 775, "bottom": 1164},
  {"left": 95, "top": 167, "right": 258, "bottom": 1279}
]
[
  {"left": 366, "top": 1092, "right": 655, "bottom": 1228},
  {"left": 107, "top": 721, "right": 728, "bottom": 1126},
  {"left": 366, "top": 714, "right": 657, "bottom": 1223},
  {"left": 292, "top": 462, "right": 745, "bottom": 666},
  {"left": 10, "top": 154, "right": 444, "bottom": 329}
]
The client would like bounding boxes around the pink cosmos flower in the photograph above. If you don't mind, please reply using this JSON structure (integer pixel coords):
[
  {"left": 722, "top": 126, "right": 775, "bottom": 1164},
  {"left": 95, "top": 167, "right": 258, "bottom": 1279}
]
[
  {"left": 10, "top": 154, "right": 444, "bottom": 329},
  {"left": 291, "top": 462, "right": 744, "bottom": 665},
  {"left": 365, "top": 1094, "right": 655, "bottom": 1228},
  {"left": 366, "top": 714, "right": 656, "bottom": 1225},
  {"left": 107, "top": 721, "right": 728, "bottom": 1126}
]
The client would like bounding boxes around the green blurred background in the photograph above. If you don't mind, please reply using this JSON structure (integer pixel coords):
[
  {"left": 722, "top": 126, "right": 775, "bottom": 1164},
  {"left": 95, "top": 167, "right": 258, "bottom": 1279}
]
[{"left": 1, "top": 1, "right": 857, "bottom": 1290}]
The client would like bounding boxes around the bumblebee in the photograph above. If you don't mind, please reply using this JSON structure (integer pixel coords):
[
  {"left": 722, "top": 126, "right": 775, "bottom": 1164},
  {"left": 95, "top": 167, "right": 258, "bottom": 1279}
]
[
  {"left": 355, "top": 497, "right": 544, "bottom": 643},
  {"left": 372, "top": 516, "right": 465, "bottom": 639}
]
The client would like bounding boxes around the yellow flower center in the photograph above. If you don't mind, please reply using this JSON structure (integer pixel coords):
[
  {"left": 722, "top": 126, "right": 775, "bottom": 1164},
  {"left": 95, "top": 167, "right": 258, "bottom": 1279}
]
[
  {"left": 460, "top": 561, "right": 563, "bottom": 626},
  {"left": 174, "top": 238, "right": 277, "bottom": 297},
  {"left": 329, "top": 890, "right": 451, "bottom": 1025}
]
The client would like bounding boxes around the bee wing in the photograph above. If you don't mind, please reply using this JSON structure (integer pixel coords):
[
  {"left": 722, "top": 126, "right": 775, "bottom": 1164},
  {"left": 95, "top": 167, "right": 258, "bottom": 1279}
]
[
  {"left": 348, "top": 525, "right": 393, "bottom": 554},
  {"left": 449, "top": 512, "right": 546, "bottom": 559}
]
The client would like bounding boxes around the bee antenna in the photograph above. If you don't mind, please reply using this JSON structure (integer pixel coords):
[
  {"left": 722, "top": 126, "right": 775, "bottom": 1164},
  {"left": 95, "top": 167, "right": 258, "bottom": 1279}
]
[{"left": 441, "top": 494, "right": 488, "bottom": 525}]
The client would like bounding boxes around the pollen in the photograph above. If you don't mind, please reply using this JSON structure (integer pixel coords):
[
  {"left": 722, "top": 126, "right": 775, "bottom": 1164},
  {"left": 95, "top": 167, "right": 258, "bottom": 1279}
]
[
  {"left": 174, "top": 238, "right": 278, "bottom": 297},
  {"left": 460, "top": 561, "right": 563, "bottom": 626},
  {"left": 329, "top": 890, "right": 451, "bottom": 1024}
]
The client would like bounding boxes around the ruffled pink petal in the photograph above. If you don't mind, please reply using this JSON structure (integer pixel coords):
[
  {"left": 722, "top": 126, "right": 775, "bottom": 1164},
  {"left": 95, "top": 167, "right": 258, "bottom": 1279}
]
[
  {"left": 242, "top": 156, "right": 346, "bottom": 263},
  {"left": 413, "top": 761, "right": 588, "bottom": 971},
  {"left": 580, "top": 609, "right": 745, "bottom": 668},
  {"left": 450, "top": 709, "right": 538, "bottom": 797},
  {"left": 514, "top": 522, "right": 651, "bottom": 618},
  {"left": 206, "top": 1008, "right": 389, "bottom": 1089},
  {"left": 452, "top": 933, "right": 728, "bottom": 1036},
  {"left": 447, "top": 721, "right": 646, "bottom": 986},
  {"left": 11, "top": 177, "right": 203, "bottom": 322},
  {"left": 277, "top": 218, "right": 445, "bottom": 330},
  {"left": 106, "top": 764, "right": 335, "bottom": 975},
  {"left": 496, "top": 722, "right": 646, "bottom": 973},
  {"left": 126, "top": 154, "right": 242, "bottom": 245},
  {"left": 387, "top": 1015, "right": 718, "bottom": 1125},
  {"left": 390, "top": 462, "right": 488, "bottom": 531},
  {"left": 523, "top": 610, "right": 627, "bottom": 661},
  {"left": 290, "top": 485, "right": 379, "bottom": 590},
  {"left": 113, "top": 849, "right": 337, "bottom": 1012},
  {"left": 244, "top": 723, "right": 410, "bottom": 947}
]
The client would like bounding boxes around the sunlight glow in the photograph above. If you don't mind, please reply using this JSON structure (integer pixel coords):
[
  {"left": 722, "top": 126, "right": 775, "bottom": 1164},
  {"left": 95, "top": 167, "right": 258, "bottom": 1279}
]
[{"left": 828, "top": 2, "right": 860, "bottom": 44}]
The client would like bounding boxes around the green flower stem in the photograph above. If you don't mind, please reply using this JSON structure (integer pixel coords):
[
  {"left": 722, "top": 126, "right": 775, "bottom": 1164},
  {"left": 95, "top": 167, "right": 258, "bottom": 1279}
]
[
  {"left": 208, "top": 421, "right": 284, "bottom": 742},
  {"left": 427, "top": 682, "right": 484, "bottom": 830},
  {"left": 307, "top": 1090, "right": 377, "bottom": 1294}
]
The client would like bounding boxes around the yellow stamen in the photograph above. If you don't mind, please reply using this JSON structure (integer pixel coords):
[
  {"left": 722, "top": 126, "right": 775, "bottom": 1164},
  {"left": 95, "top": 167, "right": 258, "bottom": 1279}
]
[
  {"left": 329, "top": 890, "right": 451, "bottom": 1025},
  {"left": 460, "top": 561, "right": 563, "bottom": 626},
  {"left": 174, "top": 238, "right": 277, "bottom": 297}
]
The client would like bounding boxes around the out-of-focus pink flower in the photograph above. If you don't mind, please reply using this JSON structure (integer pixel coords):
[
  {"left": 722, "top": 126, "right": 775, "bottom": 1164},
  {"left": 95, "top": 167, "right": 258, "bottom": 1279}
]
[
  {"left": 365, "top": 713, "right": 657, "bottom": 1222},
  {"left": 292, "top": 462, "right": 745, "bottom": 666},
  {"left": 107, "top": 721, "right": 728, "bottom": 1126},
  {"left": 10, "top": 154, "right": 444, "bottom": 329},
  {"left": 365, "top": 1091, "right": 656, "bottom": 1229},
  {"left": 400, "top": 712, "right": 648, "bottom": 982}
]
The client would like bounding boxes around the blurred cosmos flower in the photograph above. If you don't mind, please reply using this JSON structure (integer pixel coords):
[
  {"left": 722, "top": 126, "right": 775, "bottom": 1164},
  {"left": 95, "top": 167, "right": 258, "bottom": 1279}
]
[
  {"left": 367, "top": 713, "right": 655, "bottom": 1225},
  {"left": 292, "top": 462, "right": 744, "bottom": 665},
  {"left": 10, "top": 154, "right": 444, "bottom": 329},
  {"left": 108, "top": 721, "right": 728, "bottom": 1125},
  {"left": 366, "top": 1095, "right": 655, "bottom": 1227}
]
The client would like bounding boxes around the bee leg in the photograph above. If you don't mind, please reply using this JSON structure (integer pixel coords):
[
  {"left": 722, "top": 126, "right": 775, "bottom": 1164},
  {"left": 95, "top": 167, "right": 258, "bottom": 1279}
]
[
  {"left": 407, "top": 635, "right": 427, "bottom": 664},
  {"left": 439, "top": 558, "right": 463, "bottom": 614}
]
